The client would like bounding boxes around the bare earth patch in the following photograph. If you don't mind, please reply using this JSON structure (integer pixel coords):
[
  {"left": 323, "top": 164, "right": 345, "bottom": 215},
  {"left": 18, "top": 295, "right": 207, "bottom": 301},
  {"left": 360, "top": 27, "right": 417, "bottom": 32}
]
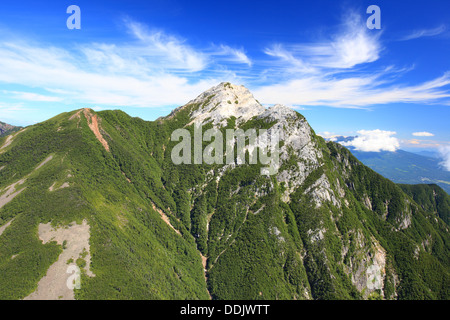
[
  {"left": 1, "top": 155, "right": 54, "bottom": 209},
  {"left": 35, "top": 155, "right": 53, "bottom": 171},
  {"left": 151, "top": 201, "right": 181, "bottom": 235},
  {"left": 25, "top": 220, "right": 94, "bottom": 300},
  {"left": 0, "top": 178, "right": 26, "bottom": 210},
  {"left": 69, "top": 110, "right": 82, "bottom": 128},
  {"left": 60, "top": 182, "right": 70, "bottom": 189},
  {"left": 121, "top": 171, "right": 131, "bottom": 183},
  {"left": 0, "top": 128, "right": 27, "bottom": 154},
  {"left": 49, "top": 182, "right": 70, "bottom": 192},
  {"left": 0, "top": 135, "right": 14, "bottom": 154},
  {"left": 199, "top": 252, "right": 212, "bottom": 300},
  {"left": 69, "top": 110, "right": 81, "bottom": 121},
  {"left": 0, "top": 218, "right": 14, "bottom": 237},
  {"left": 83, "top": 109, "right": 110, "bottom": 152}
]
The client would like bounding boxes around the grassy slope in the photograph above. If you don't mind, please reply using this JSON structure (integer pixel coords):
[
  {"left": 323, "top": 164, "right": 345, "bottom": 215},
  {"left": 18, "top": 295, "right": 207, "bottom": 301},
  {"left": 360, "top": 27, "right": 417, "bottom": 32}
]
[
  {"left": 0, "top": 107, "right": 448, "bottom": 300},
  {"left": 0, "top": 110, "right": 208, "bottom": 300}
]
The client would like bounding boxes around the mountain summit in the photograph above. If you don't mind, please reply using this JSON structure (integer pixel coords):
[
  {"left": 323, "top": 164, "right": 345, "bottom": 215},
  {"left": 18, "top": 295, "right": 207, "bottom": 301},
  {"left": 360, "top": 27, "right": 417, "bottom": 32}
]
[
  {"left": 0, "top": 83, "right": 448, "bottom": 300},
  {"left": 167, "top": 82, "right": 265, "bottom": 126},
  {"left": 191, "top": 82, "right": 266, "bottom": 126}
]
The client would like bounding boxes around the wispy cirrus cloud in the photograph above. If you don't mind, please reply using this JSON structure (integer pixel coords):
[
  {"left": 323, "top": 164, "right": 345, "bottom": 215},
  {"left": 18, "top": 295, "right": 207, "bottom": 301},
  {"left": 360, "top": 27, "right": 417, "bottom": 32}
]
[
  {"left": 124, "top": 20, "right": 208, "bottom": 72},
  {"left": 0, "top": 39, "right": 217, "bottom": 108},
  {"left": 263, "top": 11, "right": 381, "bottom": 73},
  {"left": 253, "top": 71, "right": 450, "bottom": 108},
  {"left": 0, "top": 18, "right": 255, "bottom": 112},
  {"left": 400, "top": 25, "right": 446, "bottom": 41},
  {"left": 212, "top": 44, "right": 252, "bottom": 67},
  {"left": 253, "top": 12, "right": 450, "bottom": 108},
  {"left": 0, "top": 11, "right": 449, "bottom": 124},
  {"left": 3, "top": 90, "right": 62, "bottom": 102}
]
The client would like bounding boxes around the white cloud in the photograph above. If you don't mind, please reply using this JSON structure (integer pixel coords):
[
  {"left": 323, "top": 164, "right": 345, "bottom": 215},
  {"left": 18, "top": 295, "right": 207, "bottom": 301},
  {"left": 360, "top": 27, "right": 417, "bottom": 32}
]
[
  {"left": 263, "top": 11, "right": 381, "bottom": 72},
  {"left": 253, "top": 71, "right": 450, "bottom": 108},
  {"left": 318, "top": 131, "right": 335, "bottom": 139},
  {"left": 0, "top": 33, "right": 219, "bottom": 109},
  {"left": 253, "top": 12, "right": 450, "bottom": 108},
  {"left": 3, "top": 91, "right": 62, "bottom": 102},
  {"left": 340, "top": 129, "right": 400, "bottom": 152},
  {"left": 125, "top": 20, "right": 208, "bottom": 72},
  {"left": 401, "top": 25, "right": 446, "bottom": 41},
  {"left": 0, "top": 19, "right": 257, "bottom": 113},
  {"left": 412, "top": 132, "right": 435, "bottom": 137},
  {"left": 0, "top": 12, "right": 449, "bottom": 124},
  {"left": 439, "top": 145, "right": 450, "bottom": 171},
  {"left": 264, "top": 44, "right": 317, "bottom": 74}
]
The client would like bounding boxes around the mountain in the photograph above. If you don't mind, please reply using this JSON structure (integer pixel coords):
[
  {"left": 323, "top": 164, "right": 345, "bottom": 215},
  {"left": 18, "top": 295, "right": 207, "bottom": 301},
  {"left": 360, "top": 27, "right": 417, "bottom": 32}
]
[
  {"left": 0, "top": 83, "right": 448, "bottom": 300},
  {"left": 0, "top": 121, "right": 20, "bottom": 137},
  {"left": 412, "top": 150, "right": 440, "bottom": 159},
  {"left": 350, "top": 149, "right": 450, "bottom": 195}
]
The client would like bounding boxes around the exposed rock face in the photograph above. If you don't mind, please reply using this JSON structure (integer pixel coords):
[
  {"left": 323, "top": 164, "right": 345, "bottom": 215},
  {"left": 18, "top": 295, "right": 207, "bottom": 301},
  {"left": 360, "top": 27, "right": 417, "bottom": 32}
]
[
  {"left": 305, "top": 174, "right": 340, "bottom": 208},
  {"left": 180, "top": 83, "right": 396, "bottom": 298},
  {"left": 188, "top": 82, "right": 265, "bottom": 126}
]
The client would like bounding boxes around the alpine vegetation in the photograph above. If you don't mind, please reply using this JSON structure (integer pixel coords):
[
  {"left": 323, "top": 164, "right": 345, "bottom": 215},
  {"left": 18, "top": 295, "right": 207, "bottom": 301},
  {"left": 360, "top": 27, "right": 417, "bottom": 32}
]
[{"left": 0, "top": 83, "right": 448, "bottom": 300}]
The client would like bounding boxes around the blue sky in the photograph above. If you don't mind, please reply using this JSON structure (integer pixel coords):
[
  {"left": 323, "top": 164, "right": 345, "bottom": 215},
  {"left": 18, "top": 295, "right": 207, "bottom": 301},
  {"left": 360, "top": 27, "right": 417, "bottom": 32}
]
[{"left": 0, "top": 0, "right": 449, "bottom": 158}]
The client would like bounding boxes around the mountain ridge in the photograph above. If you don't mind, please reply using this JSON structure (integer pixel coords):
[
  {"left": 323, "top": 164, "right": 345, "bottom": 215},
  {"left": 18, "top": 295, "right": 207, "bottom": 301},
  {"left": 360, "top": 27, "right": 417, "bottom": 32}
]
[{"left": 0, "top": 83, "right": 448, "bottom": 300}]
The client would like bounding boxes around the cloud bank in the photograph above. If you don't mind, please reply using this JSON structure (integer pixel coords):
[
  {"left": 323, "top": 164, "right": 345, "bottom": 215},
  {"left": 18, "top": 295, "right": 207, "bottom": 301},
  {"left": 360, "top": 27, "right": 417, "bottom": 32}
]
[{"left": 340, "top": 129, "right": 400, "bottom": 152}]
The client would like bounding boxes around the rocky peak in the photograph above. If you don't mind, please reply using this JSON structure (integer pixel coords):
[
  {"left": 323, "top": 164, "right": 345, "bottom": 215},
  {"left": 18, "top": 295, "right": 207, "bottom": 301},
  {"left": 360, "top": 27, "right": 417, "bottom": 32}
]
[
  {"left": 188, "top": 82, "right": 265, "bottom": 126},
  {"left": 258, "top": 104, "right": 299, "bottom": 122}
]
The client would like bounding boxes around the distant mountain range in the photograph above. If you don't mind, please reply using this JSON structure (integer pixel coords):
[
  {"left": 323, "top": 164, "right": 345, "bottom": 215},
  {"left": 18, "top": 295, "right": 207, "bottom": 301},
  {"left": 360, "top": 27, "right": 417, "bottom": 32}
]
[
  {"left": 412, "top": 150, "right": 440, "bottom": 159},
  {"left": 327, "top": 136, "right": 450, "bottom": 195},
  {"left": 351, "top": 149, "right": 450, "bottom": 195}
]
